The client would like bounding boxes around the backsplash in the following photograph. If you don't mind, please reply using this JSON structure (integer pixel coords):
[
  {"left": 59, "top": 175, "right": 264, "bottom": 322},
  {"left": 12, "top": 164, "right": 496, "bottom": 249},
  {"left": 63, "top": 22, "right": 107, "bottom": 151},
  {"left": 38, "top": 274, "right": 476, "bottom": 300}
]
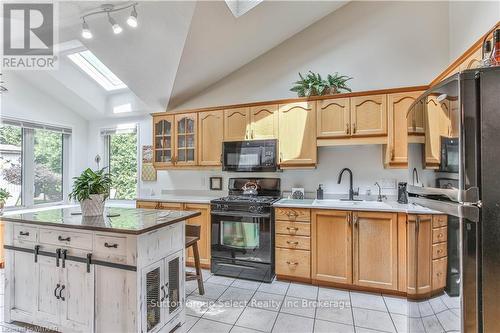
[{"left": 140, "top": 145, "right": 434, "bottom": 198}]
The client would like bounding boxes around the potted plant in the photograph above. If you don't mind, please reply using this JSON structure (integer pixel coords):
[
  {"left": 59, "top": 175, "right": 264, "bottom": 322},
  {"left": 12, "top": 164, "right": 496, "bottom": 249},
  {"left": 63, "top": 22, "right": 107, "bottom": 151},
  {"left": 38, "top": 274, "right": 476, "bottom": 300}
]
[
  {"left": 69, "top": 168, "right": 112, "bottom": 216},
  {"left": 290, "top": 71, "right": 352, "bottom": 97},
  {"left": 0, "top": 188, "right": 11, "bottom": 215}
]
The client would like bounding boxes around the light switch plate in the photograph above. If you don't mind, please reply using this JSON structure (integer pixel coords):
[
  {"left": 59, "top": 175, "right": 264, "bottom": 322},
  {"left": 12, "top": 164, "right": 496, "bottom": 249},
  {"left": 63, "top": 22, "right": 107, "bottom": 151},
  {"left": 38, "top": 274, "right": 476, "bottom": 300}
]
[{"left": 380, "top": 178, "right": 396, "bottom": 189}]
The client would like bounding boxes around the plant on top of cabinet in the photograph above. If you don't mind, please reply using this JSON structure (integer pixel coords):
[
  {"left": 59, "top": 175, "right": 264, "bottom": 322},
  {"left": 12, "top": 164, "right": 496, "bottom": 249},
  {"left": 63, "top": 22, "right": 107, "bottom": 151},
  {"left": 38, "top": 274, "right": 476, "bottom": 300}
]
[
  {"left": 69, "top": 167, "right": 111, "bottom": 216},
  {"left": 290, "top": 71, "right": 352, "bottom": 97},
  {"left": 0, "top": 188, "right": 11, "bottom": 214}
]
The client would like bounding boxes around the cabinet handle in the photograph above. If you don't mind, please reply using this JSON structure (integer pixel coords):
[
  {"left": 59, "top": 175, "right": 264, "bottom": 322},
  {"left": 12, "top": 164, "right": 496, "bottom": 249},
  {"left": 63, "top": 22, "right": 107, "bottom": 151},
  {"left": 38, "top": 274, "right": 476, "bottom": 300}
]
[
  {"left": 286, "top": 211, "right": 298, "bottom": 217},
  {"left": 58, "top": 236, "right": 71, "bottom": 242},
  {"left": 353, "top": 123, "right": 357, "bottom": 134},
  {"left": 391, "top": 148, "right": 395, "bottom": 161},
  {"left": 347, "top": 213, "right": 352, "bottom": 226},
  {"left": 279, "top": 152, "right": 283, "bottom": 163},
  {"left": 104, "top": 242, "right": 118, "bottom": 248},
  {"left": 160, "top": 285, "right": 165, "bottom": 302},
  {"left": 286, "top": 241, "right": 299, "bottom": 245},
  {"left": 286, "top": 261, "right": 298, "bottom": 266},
  {"left": 19, "top": 231, "right": 30, "bottom": 236},
  {"left": 286, "top": 227, "right": 299, "bottom": 231},
  {"left": 54, "top": 284, "right": 61, "bottom": 299},
  {"left": 437, "top": 249, "right": 443, "bottom": 254},
  {"left": 59, "top": 285, "right": 66, "bottom": 301},
  {"left": 346, "top": 123, "right": 350, "bottom": 135},
  {"left": 353, "top": 214, "right": 359, "bottom": 227},
  {"left": 251, "top": 129, "right": 254, "bottom": 139},
  {"left": 412, "top": 119, "right": 416, "bottom": 131}
]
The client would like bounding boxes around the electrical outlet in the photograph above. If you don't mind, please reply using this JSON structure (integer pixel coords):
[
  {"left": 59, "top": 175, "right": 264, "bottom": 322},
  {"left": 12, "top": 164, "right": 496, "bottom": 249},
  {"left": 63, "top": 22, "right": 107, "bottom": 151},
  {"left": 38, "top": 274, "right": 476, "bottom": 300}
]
[{"left": 380, "top": 178, "right": 396, "bottom": 189}]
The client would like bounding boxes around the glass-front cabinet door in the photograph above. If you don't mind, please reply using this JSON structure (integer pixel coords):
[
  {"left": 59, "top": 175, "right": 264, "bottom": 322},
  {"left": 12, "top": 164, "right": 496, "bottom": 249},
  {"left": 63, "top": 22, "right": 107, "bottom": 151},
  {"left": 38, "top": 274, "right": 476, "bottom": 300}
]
[
  {"left": 174, "top": 113, "right": 197, "bottom": 165},
  {"left": 153, "top": 115, "right": 174, "bottom": 167}
]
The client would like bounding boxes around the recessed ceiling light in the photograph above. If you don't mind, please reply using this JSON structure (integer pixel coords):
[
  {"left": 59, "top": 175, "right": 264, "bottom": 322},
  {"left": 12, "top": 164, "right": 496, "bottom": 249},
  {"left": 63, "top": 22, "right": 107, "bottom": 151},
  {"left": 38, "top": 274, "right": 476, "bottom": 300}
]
[{"left": 127, "top": 6, "right": 138, "bottom": 28}]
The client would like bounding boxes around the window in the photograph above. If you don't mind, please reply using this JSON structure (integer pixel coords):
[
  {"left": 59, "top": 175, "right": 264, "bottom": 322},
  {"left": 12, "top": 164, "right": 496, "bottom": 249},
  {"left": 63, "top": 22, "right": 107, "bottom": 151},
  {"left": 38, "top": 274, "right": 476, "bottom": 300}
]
[
  {"left": 0, "top": 124, "right": 23, "bottom": 207},
  {"left": 103, "top": 126, "right": 138, "bottom": 200},
  {"left": 0, "top": 119, "right": 70, "bottom": 209},
  {"left": 67, "top": 50, "right": 127, "bottom": 91},
  {"left": 225, "top": 0, "right": 263, "bottom": 17},
  {"left": 34, "top": 129, "right": 63, "bottom": 204}
]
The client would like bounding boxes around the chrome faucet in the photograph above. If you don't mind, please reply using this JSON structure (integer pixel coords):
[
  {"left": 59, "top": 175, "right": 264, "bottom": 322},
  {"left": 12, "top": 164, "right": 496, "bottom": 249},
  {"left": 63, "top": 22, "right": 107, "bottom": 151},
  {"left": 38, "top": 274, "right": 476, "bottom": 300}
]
[
  {"left": 374, "top": 182, "right": 387, "bottom": 202},
  {"left": 337, "top": 168, "right": 359, "bottom": 201},
  {"left": 412, "top": 168, "right": 419, "bottom": 186}
]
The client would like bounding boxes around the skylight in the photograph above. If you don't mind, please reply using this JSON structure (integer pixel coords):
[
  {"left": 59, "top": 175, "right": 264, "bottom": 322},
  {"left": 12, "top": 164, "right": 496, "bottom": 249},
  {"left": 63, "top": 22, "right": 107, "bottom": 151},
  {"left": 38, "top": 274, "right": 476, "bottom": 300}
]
[
  {"left": 67, "top": 50, "right": 127, "bottom": 91},
  {"left": 225, "top": 0, "right": 263, "bottom": 18}
]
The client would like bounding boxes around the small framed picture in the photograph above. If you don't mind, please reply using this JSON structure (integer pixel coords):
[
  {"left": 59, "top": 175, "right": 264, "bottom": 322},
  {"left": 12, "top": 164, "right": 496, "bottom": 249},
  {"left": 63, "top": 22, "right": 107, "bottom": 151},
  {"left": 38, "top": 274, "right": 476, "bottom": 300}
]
[{"left": 210, "top": 177, "right": 223, "bottom": 190}]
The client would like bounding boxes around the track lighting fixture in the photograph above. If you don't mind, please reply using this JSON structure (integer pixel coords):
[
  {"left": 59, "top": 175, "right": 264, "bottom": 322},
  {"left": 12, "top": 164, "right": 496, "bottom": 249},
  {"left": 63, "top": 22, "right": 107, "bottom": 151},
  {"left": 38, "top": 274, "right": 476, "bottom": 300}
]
[
  {"left": 81, "top": 3, "right": 138, "bottom": 39},
  {"left": 127, "top": 6, "right": 138, "bottom": 28}
]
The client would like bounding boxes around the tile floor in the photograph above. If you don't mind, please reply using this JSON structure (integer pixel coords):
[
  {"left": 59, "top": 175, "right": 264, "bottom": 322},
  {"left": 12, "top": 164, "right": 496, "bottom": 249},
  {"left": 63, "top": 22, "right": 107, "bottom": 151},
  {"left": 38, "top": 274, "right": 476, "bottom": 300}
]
[
  {"left": 182, "top": 269, "right": 461, "bottom": 333},
  {"left": 0, "top": 268, "right": 460, "bottom": 333}
]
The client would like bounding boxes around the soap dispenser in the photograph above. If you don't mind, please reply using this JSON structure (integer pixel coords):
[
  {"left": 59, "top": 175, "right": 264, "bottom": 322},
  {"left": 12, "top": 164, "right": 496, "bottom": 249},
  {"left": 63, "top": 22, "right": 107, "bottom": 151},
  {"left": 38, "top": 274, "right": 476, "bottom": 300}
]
[{"left": 317, "top": 184, "right": 324, "bottom": 200}]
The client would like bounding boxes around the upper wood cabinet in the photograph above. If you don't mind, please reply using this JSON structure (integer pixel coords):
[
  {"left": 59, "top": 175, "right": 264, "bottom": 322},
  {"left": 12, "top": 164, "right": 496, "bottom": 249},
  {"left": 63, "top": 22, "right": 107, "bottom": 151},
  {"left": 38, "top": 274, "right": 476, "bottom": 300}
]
[
  {"left": 459, "top": 47, "right": 482, "bottom": 71},
  {"left": 406, "top": 215, "right": 433, "bottom": 295},
  {"left": 424, "top": 96, "right": 450, "bottom": 168},
  {"left": 224, "top": 107, "right": 250, "bottom": 141},
  {"left": 249, "top": 105, "right": 279, "bottom": 140},
  {"left": 153, "top": 115, "right": 174, "bottom": 168},
  {"left": 350, "top": 94, "right": 387, "bottom": 136},
  {"left": 198, "top": 110, "right": 223, "bottom": 166},
  {"left": 407, "top": 98, "right": 425, "bottom": 135},
  {"left": 312, "top": 210, "right": 352, "bottom": 285},
  {"left": 352, "top": 211, "right": 398, "bottom": 291},
  {"left": 316, "top": 98, "right": 350, "bottom": 138},
  {"left": 385, "top": 91, "right": 423, "bottom": 168},
  {"left": 278, "top": 102, "right": 317, "bottom": 167},
  {"left": 174, "top": 113, "right": 197, "bottom": 166}
]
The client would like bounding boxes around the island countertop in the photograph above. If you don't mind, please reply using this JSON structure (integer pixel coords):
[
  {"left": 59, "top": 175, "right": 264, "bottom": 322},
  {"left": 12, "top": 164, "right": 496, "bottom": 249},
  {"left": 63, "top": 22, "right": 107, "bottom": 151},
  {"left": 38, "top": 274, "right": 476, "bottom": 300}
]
[{"left": 0, "top": 206, "right": 200, "bottom": 235}]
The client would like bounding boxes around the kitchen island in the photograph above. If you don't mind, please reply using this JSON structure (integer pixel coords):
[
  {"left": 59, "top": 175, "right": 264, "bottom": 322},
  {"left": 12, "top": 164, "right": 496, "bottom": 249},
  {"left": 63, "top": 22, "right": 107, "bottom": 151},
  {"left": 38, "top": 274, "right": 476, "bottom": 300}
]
[{"left": 1, "top": 206, "right": 200, "bottom": 333}]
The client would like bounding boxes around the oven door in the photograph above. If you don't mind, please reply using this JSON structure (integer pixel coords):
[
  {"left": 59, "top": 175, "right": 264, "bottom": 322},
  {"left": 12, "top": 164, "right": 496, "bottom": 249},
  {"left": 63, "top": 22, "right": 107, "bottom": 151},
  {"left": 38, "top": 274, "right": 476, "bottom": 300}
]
[
  {"left": 211, "top": 211, "right": 272, "bottom": 263},
  {"left": 222, "top": 140, "right": 277, "bottom": 172}
]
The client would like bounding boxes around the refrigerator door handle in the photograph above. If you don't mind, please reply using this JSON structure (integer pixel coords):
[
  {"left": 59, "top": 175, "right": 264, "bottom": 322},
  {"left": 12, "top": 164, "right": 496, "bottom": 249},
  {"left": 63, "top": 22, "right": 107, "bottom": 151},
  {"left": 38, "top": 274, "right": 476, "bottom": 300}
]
[{"left": 409, "top": 197, "right": 479, "bottom": 222}]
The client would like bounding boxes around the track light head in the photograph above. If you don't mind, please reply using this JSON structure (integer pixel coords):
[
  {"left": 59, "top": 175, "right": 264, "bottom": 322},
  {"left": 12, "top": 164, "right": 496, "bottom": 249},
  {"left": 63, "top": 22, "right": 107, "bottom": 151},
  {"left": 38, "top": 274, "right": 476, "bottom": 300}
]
[
  {"left": 127, "top": 6, "right": 138, "bottom": 28},
  {"left": 107, "top": 13, "right": 122, "bottom": 34},
  {"left": 81, "top": 20, "right": 92, "bottom": 39}
]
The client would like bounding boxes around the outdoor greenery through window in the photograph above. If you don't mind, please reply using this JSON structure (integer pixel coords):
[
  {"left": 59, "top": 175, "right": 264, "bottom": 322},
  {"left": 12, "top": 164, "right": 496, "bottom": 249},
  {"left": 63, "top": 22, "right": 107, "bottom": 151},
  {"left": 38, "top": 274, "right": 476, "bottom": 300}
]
[
  {"left": 108, "top": 131, "right": 137, "bottom": 200},
  {"left": 0, "top": 124, "right": 22, "bottom": 207},
  {"left": 34, "top": 129, "right": 63, "bottom": 204}
]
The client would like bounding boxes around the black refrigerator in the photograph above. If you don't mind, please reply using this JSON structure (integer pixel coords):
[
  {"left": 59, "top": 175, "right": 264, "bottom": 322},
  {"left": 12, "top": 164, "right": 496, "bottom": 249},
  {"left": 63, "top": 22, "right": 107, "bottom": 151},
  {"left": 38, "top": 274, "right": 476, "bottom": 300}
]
[{"left": 407, "top": 66, "right": 500, "bottom": 333}]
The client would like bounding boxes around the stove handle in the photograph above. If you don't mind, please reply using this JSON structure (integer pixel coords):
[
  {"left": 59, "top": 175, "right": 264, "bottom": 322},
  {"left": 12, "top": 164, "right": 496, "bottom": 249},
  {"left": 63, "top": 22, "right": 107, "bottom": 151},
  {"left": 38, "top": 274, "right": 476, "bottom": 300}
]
[{"left": 211, "top": 211, "right": 271, "bottom": 218}]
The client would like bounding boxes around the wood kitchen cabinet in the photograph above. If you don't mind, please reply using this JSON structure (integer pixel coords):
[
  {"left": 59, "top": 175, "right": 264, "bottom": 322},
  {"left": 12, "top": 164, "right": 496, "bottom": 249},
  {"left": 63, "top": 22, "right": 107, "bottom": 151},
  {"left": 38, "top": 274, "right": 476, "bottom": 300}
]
[
  {"left": 184, "top": 203, "right": 211, "bottom": 268},
  {"left": 459, "top": 47, "right": 482, "bottom": 71},
  {"left": 407, "top": 98, "right": 425, "bottom": 136},
  {"left": 350, "top": 94, "right": 387, "bottom": 137},
  {"left": 153, "top": 115, "right": 174, "bottom": 168},
  {"left": 278, "top": 102, "right": 317, "bottom": 167},
  {"left": 352, "top": 211, "right": 398, "bottom": 291},
  {"left": 406, "top": 215, "right": 433, "bottom": 295},
  {"left": 224, "top": 107, "right": 250, "bottom": 141},
  {"left": 424, "top": 96, "right": 450, "bottom": 168},
  {"left": 198, "top": 110, "right": 224, "bottom": 166},
  {"left": 316, "top": 98, "right": 351, "bottom": 138},
  {"left": 312, "top": 210, "right": 352, "bottom": 285},
  {"left": 385, "top": 91, "right": 423, "bottom": 168},
  {"left": 249, "top": 104, "right": 279, "bottom": 139}
]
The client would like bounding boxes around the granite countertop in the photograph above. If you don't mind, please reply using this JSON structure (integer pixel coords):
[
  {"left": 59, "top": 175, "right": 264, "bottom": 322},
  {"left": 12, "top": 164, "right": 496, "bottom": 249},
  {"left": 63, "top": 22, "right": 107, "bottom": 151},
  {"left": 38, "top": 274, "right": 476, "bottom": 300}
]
[
  {"left": 273, "top": 198, "right": 442, "bottom": 214},
  {"left": 136, "top": 194, "right": 221, "bottom": 204},
  {"left": 0, "top": 206, "right": 200, "bottom": 235}
]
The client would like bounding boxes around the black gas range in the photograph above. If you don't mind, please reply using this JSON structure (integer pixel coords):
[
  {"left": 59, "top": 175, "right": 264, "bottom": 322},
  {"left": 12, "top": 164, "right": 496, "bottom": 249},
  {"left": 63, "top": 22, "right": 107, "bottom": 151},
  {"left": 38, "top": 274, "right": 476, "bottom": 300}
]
[{"left": 210, "top": 178, "right": 280, "bottom": 282}]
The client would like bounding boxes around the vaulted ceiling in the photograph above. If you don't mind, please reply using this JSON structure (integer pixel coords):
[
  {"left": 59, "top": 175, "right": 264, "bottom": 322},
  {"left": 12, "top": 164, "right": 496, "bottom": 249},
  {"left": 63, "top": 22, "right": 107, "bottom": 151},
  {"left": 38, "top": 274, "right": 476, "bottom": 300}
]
[{"left": 10, "top": 1, "right": 348, "bottom": 120}]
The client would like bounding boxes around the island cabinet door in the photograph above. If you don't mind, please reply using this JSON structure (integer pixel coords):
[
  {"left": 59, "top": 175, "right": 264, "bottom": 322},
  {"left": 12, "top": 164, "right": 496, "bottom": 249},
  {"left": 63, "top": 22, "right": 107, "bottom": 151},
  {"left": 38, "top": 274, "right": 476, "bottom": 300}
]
[
  {"left": 34, "top": 256, "right": 61, "bottom": 325},
  {"left": 60, "top": 261, "right": 94, "bottom": 332},
  {"left": 163, "top": 251, "right": 184, "bottom": 324},
  {"left": 9, "top": 251, "right": 35, "bottom": 316},
  {"left": 141, "top": 260, "right": 166, "bottom": 333},
  {"left": 352, "top": 211, "right": 398, "bottom": 291}
]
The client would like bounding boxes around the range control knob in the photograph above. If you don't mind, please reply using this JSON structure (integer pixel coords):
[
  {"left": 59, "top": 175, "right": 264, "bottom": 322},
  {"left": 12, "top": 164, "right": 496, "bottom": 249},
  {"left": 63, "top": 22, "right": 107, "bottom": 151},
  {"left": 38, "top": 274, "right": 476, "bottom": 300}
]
[
  {"left": 223, "top": 204, "right": 229, "bottom": 211},
  {"left": 249, "top": 205, "right": 263, "bottom": 213}
]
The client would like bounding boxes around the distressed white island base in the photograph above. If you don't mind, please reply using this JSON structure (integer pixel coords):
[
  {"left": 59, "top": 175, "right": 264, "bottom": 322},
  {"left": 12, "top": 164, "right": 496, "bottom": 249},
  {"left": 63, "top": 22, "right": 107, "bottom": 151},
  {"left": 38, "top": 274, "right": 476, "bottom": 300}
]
[{"left": 1, "top": 207, "right": 200, "bottom": 333}]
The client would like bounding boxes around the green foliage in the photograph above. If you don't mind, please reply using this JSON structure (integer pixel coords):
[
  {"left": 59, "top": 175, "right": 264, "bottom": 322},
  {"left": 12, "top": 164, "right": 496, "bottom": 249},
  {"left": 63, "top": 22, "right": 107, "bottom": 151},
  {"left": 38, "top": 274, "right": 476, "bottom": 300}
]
[
  {"left": 69, "top": 168, "right": 112, "bottom": 202},
  {"left": 290, "top": 71, "right": 352, "bottom": 97},
  {"left": 0, "top": 125, "right": 22, "bottom": 146},
  {"left": 0, "top": 188, "right": 11, "bottom": 203},
  {"left": 109, "top": 133, "right": 137, "bottom": 200},
  {"left": 34, "top": 130, "right": 63, "bottom": 173}
]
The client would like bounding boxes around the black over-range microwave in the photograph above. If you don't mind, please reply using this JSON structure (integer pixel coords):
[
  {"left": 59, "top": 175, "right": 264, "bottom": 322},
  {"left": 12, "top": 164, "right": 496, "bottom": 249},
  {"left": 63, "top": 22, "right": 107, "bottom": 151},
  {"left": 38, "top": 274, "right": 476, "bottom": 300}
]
[{"left": 222, "top": 139, "right": 277, "bottom": 172}]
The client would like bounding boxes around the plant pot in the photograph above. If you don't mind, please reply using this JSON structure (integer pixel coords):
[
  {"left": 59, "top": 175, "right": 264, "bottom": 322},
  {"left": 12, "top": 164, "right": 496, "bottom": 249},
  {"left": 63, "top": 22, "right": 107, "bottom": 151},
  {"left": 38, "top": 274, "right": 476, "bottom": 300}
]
[{"left": 80, "top": 194, "right": 106, "bottom": 216}]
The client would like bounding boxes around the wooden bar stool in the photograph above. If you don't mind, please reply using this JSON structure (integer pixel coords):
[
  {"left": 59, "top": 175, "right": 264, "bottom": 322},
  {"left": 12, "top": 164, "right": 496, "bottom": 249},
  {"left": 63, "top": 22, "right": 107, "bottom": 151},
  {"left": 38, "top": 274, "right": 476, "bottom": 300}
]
[{"left": 185, "top": 224, "right": 205, "bottom": 295}]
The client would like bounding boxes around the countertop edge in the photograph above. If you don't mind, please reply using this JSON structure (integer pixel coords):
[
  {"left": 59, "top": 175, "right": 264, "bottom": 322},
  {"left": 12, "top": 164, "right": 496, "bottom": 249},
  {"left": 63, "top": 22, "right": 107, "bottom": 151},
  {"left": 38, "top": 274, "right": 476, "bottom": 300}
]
[
  {"left": 272, "top": 202, "right": 442, "bottom": 215},
  {"left": 0, "top": 211, "right": 202, "bottom": 235},
  {"left": 135, "top": 197, "right": 215, "bottom": 204}
]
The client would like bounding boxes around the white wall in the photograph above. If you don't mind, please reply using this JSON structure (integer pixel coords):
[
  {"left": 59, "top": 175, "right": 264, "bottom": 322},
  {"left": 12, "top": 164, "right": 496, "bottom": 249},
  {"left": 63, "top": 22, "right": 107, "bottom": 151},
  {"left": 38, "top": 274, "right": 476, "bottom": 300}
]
[
  {"left": 1, "top": 72, "right": 89, "bottom": 198},
  {"left": 448, "top": 1, "right": 500, "bottom": 61},
  {"left": 171, "top": 1, "right": 449, "bottom": 111}
]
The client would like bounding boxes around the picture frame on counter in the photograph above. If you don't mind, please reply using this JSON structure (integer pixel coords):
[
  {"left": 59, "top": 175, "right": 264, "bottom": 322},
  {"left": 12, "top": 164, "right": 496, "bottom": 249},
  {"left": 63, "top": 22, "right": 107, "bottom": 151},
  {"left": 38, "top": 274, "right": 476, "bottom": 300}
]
[{"left": 210, "top": 177, "right": 223, "bottom": 190}]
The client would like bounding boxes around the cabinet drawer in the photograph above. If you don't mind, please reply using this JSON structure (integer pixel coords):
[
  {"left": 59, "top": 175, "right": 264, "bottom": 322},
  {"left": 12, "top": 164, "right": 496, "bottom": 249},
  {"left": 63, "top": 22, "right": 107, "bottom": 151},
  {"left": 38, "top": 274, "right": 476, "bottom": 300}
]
[
  {"left": 158, "top": 202, "right": 184, "bottom": 210},
  {"left": 276, "top": 235, "right": 310, "bottom": 250},
  {"left": 432, "top": 257, "right": 447, "bottom": 290},
  {"left": 432, "top": 227, "right": 447, "bottom": 244},
  {"left": 432, "top": 243, "right": 447, "bottom": 259},
  {"left": 275, "top": 248, "right": 310, "bottom": 278},
  {"left": 13, "top": 224, "right": 38, "bottom": 242},
  {"left": 432, "top": 215, "right": 447, "bottom": 228},
  {"left": 94, "top": 234, "right": 127, "bottom": 256},
  {"left": 136, "top": 201, "right": 159, "bottom": 209},
  {"left": 275, "top": 208, "right": 310, "bottom": 222},
  {"left": 39, "top": 228, "right": 93, "bottom": 250},
  {"left": 276, "top": 221, "right": 310, "bottom": 236}
]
